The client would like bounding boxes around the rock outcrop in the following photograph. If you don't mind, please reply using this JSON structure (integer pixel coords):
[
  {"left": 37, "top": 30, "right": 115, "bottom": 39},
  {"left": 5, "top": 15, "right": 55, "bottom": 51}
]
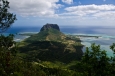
[{"left": 40, "top": 23, "right": 60, "bottom": 31}]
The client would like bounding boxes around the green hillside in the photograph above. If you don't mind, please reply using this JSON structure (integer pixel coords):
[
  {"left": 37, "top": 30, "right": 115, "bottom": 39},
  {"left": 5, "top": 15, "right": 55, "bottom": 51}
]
[
  {"left": 19, "top": 24, "right": 83, "bottom": 63},
  {"left": 24, "top": 28, "right": 66, "bottom": 42}
]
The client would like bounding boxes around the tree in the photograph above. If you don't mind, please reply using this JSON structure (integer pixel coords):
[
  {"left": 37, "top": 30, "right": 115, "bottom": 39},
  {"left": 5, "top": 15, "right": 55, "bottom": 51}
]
[
  {"left": 71, "top": 43, "right": 115, "bottom": 76},
  {"left": 0, "top": 0, "right": 17, "bottom": 75},
  {"left": 81, "top": 43, "right": 111, "bottom": 76},
  {"left": 0, "top": 0, "right": 16, "bottom": 32}
]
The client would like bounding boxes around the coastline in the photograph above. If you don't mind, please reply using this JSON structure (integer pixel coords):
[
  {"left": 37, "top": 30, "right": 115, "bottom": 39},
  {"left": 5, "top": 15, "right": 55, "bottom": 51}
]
[{"left": 3, "top": 32, "right": 114, "bottom": 57}]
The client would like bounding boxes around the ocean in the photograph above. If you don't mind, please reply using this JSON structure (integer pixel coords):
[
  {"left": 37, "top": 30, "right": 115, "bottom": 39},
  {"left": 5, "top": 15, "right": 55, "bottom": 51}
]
[{"left": 3, "top": 26, "right": 115, "bottom": 57}]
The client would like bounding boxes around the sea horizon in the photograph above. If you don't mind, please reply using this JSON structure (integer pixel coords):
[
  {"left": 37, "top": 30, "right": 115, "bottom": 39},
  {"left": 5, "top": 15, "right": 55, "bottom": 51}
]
[{"left": 4, "top": 25, "right": 115, "bottom": 35}]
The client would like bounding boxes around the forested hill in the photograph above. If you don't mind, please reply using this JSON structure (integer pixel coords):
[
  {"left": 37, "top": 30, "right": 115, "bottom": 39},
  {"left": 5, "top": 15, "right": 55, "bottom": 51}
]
[{"left": 19, "top": 23, "right": 83, "bottom": 63}]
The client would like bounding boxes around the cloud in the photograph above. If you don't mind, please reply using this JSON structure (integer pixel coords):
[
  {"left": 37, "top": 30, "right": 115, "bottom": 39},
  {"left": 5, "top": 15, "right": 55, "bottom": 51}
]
[
  {"left": 103, "top": 0, "right": 106, "bottom": 2},
  {"left": 7, "top": 0, "right": 115, "bottom": 26},
  {"left": 62, "top": 0, "right": 73, "bottom": 4},
  {"left": 93, "top": 11, "right": 115, "bottom": 19},
  {"left": 9, "top": 0, "right": 62, "bottom": 17},
  {"left": 63, "top": 4, "right": 115, "bottom": 17},
  {"left": 57, "top": 4, "right": 115, "bottom": 26},
  {"left": 65, "top": 4, "right": 115, "bottom": 12}
]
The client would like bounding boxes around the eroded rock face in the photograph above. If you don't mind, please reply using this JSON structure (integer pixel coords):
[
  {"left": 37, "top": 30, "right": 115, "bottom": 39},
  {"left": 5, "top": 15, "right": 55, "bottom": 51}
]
[{"left": 40, "top": 23, "right": 60, "bottom": 31}]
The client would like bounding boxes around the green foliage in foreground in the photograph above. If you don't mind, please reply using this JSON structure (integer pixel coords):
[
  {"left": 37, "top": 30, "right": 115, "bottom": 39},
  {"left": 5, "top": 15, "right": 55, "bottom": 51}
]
[
  {"left": 1, "top": 35, "right": 115, "bottom": 76},
  {"left": 70, "top": 43, "right": 115, "bottom": 76}
]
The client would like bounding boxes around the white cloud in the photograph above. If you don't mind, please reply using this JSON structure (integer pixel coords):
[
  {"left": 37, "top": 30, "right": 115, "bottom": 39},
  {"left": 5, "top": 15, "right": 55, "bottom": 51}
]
[
  {"left": 63, "top": 4, "right": 115, "bottom": 17},
  {"left": 103, "top": 0, "right": 106, "bottom": 2},
  {"left": 62, "top": 0, "right": 73, "bottom": 4},
  {"left": 7, "top": 0, "right": 115, "bottom": 26},
  {"left": 93, "top": 11, "right": 115, "bottom": 19},
  {"left": 58, "top": 4, "right": 115, "bottom": 26},
  {"left": 9, "top": 0, "right": 62, "bottom": 17},
  {"left": 65, "top": 4, "right": 115, "bottom": 12}
]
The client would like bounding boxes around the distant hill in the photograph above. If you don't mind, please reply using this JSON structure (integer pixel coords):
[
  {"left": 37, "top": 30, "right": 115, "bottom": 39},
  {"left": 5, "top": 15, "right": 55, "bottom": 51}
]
[{"left": 19, "top": 23, "right": 83, "bottom": 63}]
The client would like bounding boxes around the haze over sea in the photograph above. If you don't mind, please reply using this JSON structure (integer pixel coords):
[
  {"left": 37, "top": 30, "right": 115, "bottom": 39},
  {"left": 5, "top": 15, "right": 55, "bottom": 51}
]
[{"left": 4, "top": 26, "right": 115, "bottom": 57}]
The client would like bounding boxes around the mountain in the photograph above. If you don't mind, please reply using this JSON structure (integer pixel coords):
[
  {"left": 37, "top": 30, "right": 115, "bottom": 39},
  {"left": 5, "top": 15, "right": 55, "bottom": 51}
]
[
  {"left": 19, "top": 24, "right": 83, "bottom": 63},
  {"left": 40, "top": 23, "right": 60, "bottom": 31},
  {"left": 24, "top": 23, "right": 66, "bottom": 42}
]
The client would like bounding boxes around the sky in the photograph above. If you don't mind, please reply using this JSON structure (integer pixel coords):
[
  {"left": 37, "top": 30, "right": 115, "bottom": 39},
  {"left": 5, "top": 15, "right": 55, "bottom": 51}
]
[{"left": 8, "top": 0, "right": 115, "bottom": 27}]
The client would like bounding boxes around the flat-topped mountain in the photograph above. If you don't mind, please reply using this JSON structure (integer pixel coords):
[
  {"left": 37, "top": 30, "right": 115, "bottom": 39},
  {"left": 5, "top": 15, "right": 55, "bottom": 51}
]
[
  {"left": 40, "top": 23, "right": 60, "bottom": 31},
  {"left": 25, "top": 23, "right": 66, "bottom": 42},
  {"left": 19, "top": 24, "right": 83, "bottom": 63}
]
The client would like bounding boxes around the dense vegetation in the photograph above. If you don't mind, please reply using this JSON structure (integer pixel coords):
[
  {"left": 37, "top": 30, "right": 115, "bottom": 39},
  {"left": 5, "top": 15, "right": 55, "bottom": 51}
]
[
  {"left": 1, "top": 0, "right": 115, "bottom": 76},
  {"left": 18, "top": 41, "right": 83, "bottom": 63},
  {"left": 1, "top": 34, "right": 115, "bottom": 76}
]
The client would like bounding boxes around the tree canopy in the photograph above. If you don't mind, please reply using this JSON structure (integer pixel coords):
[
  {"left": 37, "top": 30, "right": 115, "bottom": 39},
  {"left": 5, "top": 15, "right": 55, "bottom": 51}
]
[{"left": 0, "top": 0, "right": 16, "bottom": 32}]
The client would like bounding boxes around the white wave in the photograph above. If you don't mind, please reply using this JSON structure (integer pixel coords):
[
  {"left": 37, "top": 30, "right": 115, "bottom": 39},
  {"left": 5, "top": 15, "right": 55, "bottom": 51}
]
[{"left": 18, "top": 32, "right": 38, "bottom": 34}]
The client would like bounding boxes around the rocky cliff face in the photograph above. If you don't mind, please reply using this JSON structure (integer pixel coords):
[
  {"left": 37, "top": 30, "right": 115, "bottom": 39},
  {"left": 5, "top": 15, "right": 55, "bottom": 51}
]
[{"left": 40, "top": 23, "right": 60, "bottom": 31}]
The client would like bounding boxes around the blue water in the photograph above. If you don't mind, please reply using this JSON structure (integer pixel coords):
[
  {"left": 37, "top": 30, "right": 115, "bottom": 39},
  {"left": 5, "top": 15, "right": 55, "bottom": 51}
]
[
  {"left": 5, "top": 26, "right": 41, "bottom": 34},
  {"left": 3, "top": 26, "right": 115, "bottom": 57}
]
